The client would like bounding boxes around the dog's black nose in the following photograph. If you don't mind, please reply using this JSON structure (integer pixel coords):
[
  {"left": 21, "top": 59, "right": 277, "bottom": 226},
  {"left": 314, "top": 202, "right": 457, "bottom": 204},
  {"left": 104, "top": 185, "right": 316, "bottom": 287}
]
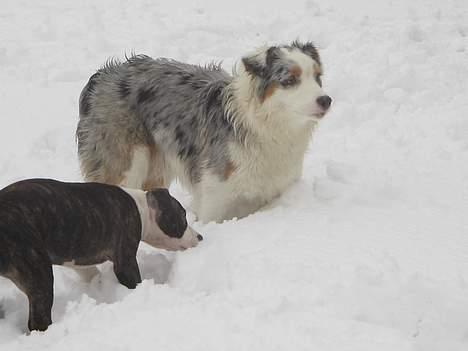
[
  {"left": 316, "top": 95, "right": 332, "bottom": 110},
  {"left": 197, "top": 234, "right": 203, "bottom": 241}
]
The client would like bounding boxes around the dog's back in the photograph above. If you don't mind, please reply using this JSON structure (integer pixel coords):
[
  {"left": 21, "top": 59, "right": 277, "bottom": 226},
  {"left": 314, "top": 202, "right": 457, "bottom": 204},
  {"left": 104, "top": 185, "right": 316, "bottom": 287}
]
[
  {"left": 0, "top": 179, "right": 143, "bottom": 331},
  {"left": 77, "top": 56, "right": 234, "bottom": 189},
  {"left": 0, "top": 179, "right": 141, "bottom": 265}
]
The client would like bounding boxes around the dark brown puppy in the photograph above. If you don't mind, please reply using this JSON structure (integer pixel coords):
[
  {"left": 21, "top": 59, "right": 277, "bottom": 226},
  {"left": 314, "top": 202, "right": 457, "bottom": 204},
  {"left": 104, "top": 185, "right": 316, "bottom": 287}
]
[{"left": 0, "top": 179, "right": 202, "bottom": 332}]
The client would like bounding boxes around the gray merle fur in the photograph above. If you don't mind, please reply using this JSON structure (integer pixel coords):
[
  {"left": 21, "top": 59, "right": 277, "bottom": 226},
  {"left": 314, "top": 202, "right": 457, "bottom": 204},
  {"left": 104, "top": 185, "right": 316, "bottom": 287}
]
[
  {"left": 78, "top": 56, "right": 242, "bottom": 184},
  {"left": 76, "top": 41, "right": 321, "bottom": 186}
]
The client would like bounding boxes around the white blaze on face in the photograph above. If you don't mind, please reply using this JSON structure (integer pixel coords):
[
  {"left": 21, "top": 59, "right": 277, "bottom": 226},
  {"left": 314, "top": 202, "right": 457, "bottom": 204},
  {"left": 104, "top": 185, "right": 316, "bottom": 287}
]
[
  {"left": 147, "top": 225, "right": 201, "bottom": 251},
  {"left": 121, "top": 187, "right": 202, "bottom": 252},
  {"left": 266, "top": 48, "right": 327, "bottom": 123},
  {"left": 145, "top": 206, "right": 202, "bottom": 251}
]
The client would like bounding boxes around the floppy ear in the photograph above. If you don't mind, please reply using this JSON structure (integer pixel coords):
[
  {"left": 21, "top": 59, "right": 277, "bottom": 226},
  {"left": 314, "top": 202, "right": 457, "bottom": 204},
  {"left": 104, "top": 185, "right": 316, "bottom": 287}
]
[
  {"left": 145, "top": 188, "right": 170, "bottom": 210},
  {"left": 145, "top": 188, "right": 187, "bottom": 239},
  {"left": 242, "top": 54, "right": 266, "bottom": 77},
  {"left": 291, "top": 40, "right": 321, "bottom": 65},
  {"left": 242, "top": 46, "right": 281, "bottom": 78}
]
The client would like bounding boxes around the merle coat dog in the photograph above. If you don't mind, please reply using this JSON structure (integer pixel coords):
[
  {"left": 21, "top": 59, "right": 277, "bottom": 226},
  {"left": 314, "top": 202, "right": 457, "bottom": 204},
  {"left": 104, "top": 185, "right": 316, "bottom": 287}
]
[
  {"left": 76, "top": 41, "right": 332, "bottom": 223},
  {"left": 0, "top": 179, "right": 202, "bottom": 331}
]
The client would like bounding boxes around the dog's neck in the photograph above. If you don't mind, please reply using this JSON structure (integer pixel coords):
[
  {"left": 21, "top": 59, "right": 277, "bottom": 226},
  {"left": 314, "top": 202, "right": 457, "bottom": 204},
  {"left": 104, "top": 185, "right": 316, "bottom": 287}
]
[{"left": 119, "top": 187, "right": 152, "bottom": 243}]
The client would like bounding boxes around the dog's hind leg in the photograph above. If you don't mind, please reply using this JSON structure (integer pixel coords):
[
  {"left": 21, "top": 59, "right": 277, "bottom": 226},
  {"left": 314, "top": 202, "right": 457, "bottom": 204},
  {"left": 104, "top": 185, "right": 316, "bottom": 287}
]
[
  {"left": 141, "top": 143, "right": 172, "bottom": 191},
  {"left": 77, "top": 106, "right": 152, "bottom": 189},
  {"left": 6, "top": 249, "right": 54, "bottom": 331},
  {"left": 121, "top": 146, "right": 151, "bottom": 189},
  {"left": 26, "top": 269, "right": 53, "bottom": 332}
]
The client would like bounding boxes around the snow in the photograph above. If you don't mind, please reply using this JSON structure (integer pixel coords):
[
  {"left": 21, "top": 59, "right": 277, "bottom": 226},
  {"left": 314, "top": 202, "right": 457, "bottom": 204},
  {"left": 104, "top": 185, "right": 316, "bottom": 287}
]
[{"left": 1, "top": 0, "right": 468, "bottom": 350}]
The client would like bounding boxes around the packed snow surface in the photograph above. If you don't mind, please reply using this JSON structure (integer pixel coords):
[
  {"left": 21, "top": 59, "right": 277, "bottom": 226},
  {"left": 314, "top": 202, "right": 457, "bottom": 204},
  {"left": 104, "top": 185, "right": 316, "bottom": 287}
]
[{"left": 1, "top": 0, "right": 468, "bottom": 350}]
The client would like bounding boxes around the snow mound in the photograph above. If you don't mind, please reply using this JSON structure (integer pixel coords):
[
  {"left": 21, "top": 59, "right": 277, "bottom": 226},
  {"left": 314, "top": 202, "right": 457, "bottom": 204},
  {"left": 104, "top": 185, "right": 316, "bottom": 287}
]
[{"left": 1, "top": 0, "right": 468, "bottom": 350}]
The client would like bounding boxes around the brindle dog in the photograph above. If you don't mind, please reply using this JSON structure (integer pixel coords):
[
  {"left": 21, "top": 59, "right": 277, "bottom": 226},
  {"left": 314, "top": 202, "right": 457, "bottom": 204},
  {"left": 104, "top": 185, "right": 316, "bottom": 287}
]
[{"left": 0, "top": 178, "right": 202, "bottom": 331}]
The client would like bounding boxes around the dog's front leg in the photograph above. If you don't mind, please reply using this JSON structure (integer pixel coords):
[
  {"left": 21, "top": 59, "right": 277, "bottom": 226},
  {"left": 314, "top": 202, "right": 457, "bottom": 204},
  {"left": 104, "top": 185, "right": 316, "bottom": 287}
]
[
  {"left": 196, "top": 186, "right": 266, "bottom": 223},
  {"left": 113, "top": 256, "right": 141, "bottom": 289},
  {"left": 193, "top": 184, "right": 234, "bottom": 223}
]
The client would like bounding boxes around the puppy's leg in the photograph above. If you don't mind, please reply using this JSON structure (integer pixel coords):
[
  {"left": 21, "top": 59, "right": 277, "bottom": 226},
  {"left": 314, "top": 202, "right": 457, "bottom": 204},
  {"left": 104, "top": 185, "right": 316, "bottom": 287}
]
[
  {"left": 7, "top": 252, "right": 54, "bottom": 331},
  {"left": 71, "top": 266, "right": 99, "bottom": 282},
  {"left": 27, "top": 272, "right": 53, "bottom": 332},
  {"left": 113, "top": 256, "right": 141, "bottom": 289}
]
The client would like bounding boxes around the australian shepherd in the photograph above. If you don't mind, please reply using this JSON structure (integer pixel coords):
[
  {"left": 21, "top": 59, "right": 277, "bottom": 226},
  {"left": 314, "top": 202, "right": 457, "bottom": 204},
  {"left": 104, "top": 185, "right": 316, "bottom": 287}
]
[{"left": 76, "top": 41, "right": 332, "bottom": 223}]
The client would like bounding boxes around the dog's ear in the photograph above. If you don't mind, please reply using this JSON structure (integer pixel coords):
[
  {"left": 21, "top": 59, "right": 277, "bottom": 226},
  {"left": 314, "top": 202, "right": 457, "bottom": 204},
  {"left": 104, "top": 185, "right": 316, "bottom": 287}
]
[
  {"left": 242, "top": 54, "right": 265, "bottom": 77},
  {"left": 145, "top": 188, "right": 170, "bottom": 210},
  {"left": 145, "top": 188, "right": 187, "bottom": 239},
  {"left": 146, "top": 189, "right": 187, "bottom": 224},
  {"left": 291, "top": 40, "right": 321, "bottom": 65},
  {"left": 242, "top": 46, "right": 280, "bottom": 78}
]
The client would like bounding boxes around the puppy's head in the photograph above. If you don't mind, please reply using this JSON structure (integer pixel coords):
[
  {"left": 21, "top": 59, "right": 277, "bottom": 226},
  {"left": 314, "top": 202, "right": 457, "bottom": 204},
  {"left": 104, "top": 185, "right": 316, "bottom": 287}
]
[
  {"left": 144, "top": 188, "right": 202, "bottom": 251},
  {"left": 241, "top": 40, "right": 331, "bottom": 124}
]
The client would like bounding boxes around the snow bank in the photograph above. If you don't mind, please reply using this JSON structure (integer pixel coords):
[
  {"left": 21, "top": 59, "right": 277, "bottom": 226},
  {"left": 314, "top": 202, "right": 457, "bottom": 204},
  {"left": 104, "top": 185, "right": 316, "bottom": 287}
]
[{"left": 1, "top": 0, "right": 468, "bottom": 350}]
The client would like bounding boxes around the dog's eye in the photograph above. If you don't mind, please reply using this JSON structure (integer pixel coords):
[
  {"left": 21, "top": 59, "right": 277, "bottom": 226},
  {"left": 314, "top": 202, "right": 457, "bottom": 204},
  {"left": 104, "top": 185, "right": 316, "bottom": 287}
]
[{"left": 281, "top": 76, "right": 298, "bottom": 87}]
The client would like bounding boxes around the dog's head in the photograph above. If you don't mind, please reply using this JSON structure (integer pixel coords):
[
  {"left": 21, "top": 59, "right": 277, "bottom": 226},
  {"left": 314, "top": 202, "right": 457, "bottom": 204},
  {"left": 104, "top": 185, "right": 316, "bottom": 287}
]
[
  {"left": 240, "top": 41, "right": 331, "bottom": 124},
  {"left": 144, "top": 188, "right": 203, "bottom": 251}
]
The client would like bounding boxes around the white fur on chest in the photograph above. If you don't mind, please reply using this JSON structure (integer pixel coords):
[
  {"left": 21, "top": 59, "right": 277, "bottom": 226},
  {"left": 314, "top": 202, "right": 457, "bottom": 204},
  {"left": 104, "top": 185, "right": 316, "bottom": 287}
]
[
  {"left": 246, "top": 146, "right": 300, "bottom": 194},
  {"left": 193, "top": 119, "right": 315, "bottom": 223},
  {"left": 230, "top": 122, "right": 314, "bottom": 199}
]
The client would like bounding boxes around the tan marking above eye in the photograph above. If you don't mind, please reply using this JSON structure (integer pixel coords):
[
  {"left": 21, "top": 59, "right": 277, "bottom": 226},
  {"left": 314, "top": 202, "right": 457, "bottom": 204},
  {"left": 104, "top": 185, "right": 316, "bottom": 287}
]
[{"left": 289, "top": 65, "right": 302, "bottom": 78}]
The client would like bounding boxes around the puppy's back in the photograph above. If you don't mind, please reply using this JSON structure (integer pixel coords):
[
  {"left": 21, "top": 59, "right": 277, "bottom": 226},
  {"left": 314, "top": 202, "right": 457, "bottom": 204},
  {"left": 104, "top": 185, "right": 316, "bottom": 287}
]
[{"left": 0, "top": 179, "right": 142, "bottom": 265}]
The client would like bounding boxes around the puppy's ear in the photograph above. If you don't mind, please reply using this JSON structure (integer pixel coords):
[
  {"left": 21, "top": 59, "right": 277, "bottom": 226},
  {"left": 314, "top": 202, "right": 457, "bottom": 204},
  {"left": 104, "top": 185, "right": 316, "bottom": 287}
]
[
  {"left": 145, "top": 188, "right": 170, "bottom": 210},
  {"left": 145, "top": 188, "right": 187, "bottom": 239},
  {"left": 242, "top": 46, "right": 280, "bottom": 78}
]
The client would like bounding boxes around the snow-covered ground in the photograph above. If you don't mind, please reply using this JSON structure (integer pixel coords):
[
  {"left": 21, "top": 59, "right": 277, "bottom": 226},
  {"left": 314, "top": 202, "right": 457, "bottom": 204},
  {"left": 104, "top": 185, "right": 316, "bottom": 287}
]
[{"left": 1, "top": 0, "right": 468, "bottom": 349}]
